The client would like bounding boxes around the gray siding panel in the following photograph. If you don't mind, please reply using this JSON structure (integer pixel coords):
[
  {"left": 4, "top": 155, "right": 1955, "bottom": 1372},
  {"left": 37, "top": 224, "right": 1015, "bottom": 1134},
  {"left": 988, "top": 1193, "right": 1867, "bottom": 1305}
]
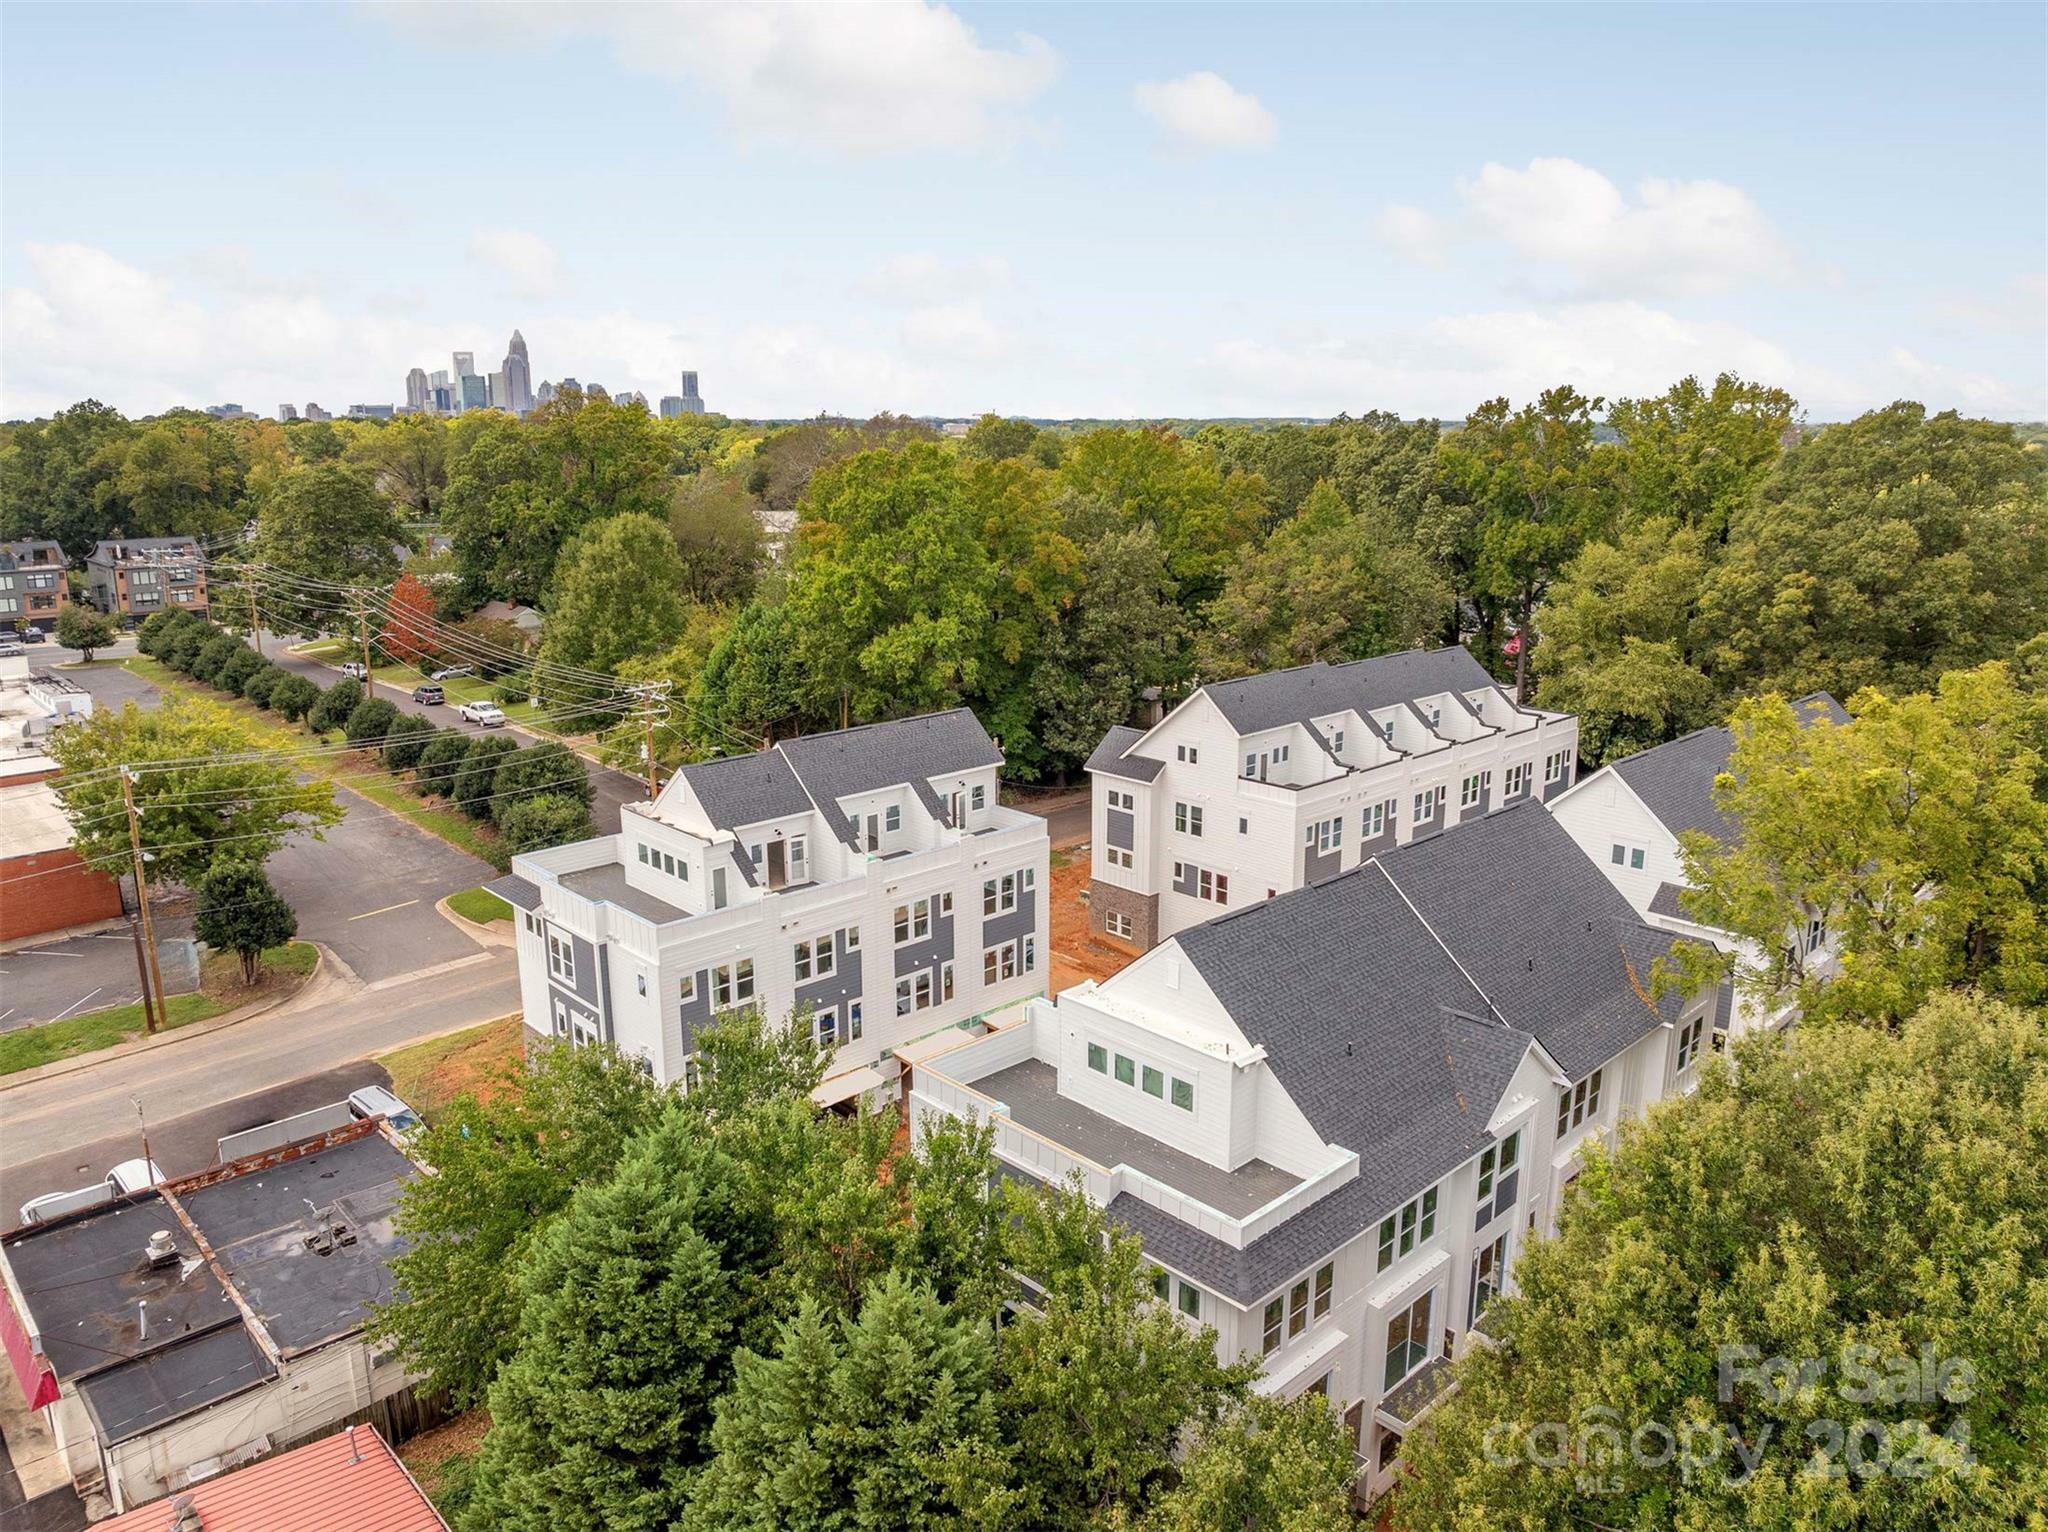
[
  {"left": 983, "top": 891, "right": 1037, "bottom": 948},
  {"left": 1106, "top": 809, "right": 1135, "bottom": 851},
  {"left": 893, "top": 908, "right": 956, "bottom": 978},
  {"left": 1302, "top": 846, "right": 1341, "bottom": 884},
  {"left": 1171, "top": 861, "right": 1199, "bottom": 897},
  {"left": 796, "top": 946, "right": 864, "bottom": 1017},
  {"left": 595, "top": 945, "right": 616, "bottom": 1043},
  {"left": 546, "top": 979, "right": 600, "bottom": 1037}
]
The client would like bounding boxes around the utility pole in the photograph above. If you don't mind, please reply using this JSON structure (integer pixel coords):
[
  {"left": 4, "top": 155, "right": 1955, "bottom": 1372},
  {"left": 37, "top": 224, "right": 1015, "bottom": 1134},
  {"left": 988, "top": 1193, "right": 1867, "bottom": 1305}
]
[
  {"left": 630, "top": 682, "right": 670, "bottom": 801},
  {"left": 351, "top": 589, "right": 374, "bottom": 684},
  {"left": 123, "top": 868, "right": 156, "bottom": 1036},
  {"left": 246, "top": 576, "right": 262, "bottom": 658},
  {"left": 121, "top": 768, "right": 169, "bottom": 1034}
]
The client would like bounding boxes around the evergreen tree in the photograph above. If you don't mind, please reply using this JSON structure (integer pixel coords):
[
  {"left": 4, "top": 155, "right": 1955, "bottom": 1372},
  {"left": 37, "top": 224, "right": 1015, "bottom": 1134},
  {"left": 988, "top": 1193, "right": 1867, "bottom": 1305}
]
[{"left": 1139, "top": 1394, "right": 1357, "bottom": 1532}]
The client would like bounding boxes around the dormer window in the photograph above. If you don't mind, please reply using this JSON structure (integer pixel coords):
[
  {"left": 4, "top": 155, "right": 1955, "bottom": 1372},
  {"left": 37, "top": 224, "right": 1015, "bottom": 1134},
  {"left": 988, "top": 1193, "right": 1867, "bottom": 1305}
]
[
  {"left": 1331, "top": 728, "right": 1345, "bottom": 753},
  {"left": 1382, "top": 718, "right": 1396, "bottom": 743}
]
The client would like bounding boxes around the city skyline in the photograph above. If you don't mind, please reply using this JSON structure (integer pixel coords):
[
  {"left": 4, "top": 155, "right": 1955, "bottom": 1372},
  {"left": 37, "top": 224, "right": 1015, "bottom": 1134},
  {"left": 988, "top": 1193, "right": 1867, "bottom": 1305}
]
[{"left": 2, "top": 2, "right": 2042, "bottom": 422}]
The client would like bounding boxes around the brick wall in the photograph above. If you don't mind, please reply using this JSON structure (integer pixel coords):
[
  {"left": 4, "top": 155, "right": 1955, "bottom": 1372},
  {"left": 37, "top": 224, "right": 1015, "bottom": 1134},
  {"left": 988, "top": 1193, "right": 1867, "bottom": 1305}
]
[
  {"left": 0, "top": 851, "right": 124, "bottom": 941},
  {"left": 1087, "top": 879, "right": 1160, "bottom": 953}
]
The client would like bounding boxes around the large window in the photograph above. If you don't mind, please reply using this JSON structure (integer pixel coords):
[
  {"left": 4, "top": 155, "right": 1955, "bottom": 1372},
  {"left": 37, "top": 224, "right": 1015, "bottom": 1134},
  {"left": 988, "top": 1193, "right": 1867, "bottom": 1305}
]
[
  {"left": 1363, "top": 800, "right": 1390, "bottom": 839},
  {"left": 884, "top": 805, "right": 902, "bottom": 833},
  {"left": 893, "top": 898, "right": 931, "bottom": 944},
  {"left": 1376, "top": 1186, "right": 1437, "bottom": 1271},
  {"left": 1175, "top": 803, "right": 1204, "bottom": 837},
  {"left": 1674, "top": 1015, "right": 1705, "bottom": 1074},
  {"left": 1544, "top": 748, "right": 1574, "bottom": 785},
  {"left": 546, "top": 931, "right": 575, "bottom": 984},
  {"left": 793, "top": 933, "right": 836, "bottom": 982},
  {"left": 1505, "top": 761, "right": 1532, "bottom": 798},
  {"left": 1195, "top": 868, "right": 1228, "bottom": 905},
  {"left": 1306, "top": 817, "right": 1341, "bottom": 855},
  {"left": 1470, "top": 1233, "right": 1509, "bottom": 1326},
  {"left": 1412, "top": 789, "right": 1438, "bottom": 827},
  {"left": 984, "top": 871, "right": 1027, "bottom": 916},
  {"left": 711, "top": 959, "right": 755, "bottom": 1010},
  {"left": 1610, "top": 842, "right": 1647, "bottom": 871},
  {"left": 1556, "top": 1068, "right": 1604, "bottom": 1136},
  {"left": 1476, "top": 1130, "right": 1520, "bottom": 1205},
  {"left": 1384, "top": 1288, "right": 1435, "bottom": 1390},
  {"left": 1105, "top": 847, "right": 1134, "bottom": 870},
  {"left": 1177, "top": 1280, "right": 1201, "bottom": 1320},
  {"left": 1108, "top": 788, "right": 1135, "bottom": 812},
  {"left": 1460, "top": 773, "right": 1484, "bottom": 810}
]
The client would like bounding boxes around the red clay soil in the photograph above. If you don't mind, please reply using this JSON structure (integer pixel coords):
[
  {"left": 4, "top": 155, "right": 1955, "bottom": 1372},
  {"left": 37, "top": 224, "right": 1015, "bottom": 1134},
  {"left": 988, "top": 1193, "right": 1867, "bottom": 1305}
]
[{"left": 1047, "top": 852, "right": 1135, "bottom": 995}]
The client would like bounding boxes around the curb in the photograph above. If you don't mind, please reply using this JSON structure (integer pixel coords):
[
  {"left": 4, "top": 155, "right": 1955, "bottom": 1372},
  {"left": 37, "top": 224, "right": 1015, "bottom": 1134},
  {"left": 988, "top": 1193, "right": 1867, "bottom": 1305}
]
[
  {"left": 434, "top": 893, "right": 516, "bottom": 948},
  {"left": 0, "top": 945, "right": 331, "bottom": 1094},
  {"left": 370, "top": 1010, "right": 524, "bottom": 1062}
]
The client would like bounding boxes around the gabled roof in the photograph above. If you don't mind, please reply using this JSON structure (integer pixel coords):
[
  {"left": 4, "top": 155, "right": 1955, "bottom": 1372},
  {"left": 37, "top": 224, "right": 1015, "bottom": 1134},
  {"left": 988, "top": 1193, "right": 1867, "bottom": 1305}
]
[
  {"left": 1085, "top": 724, "right": 1163, "bottom": 783},
  {"left": 674, "top": 749, "right": 812, "bottom": 829},
  {"left": 1606, "top": 692, "right": 1849, "bottom": 846},
  {"left": 95, "top": 1425, "right": 446, "bottom": 1532},
  {"left": 1377, "top": 800, "right": 1686, "bottom": 1079},
  {"left": 1199, "top": 645, "right": 1498, "bottom": 736}
]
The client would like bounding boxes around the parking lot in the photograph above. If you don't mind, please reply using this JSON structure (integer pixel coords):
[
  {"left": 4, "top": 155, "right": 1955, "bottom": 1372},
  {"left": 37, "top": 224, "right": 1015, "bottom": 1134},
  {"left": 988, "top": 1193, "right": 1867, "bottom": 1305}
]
[{"left": 0, "top": 928, "right": 179, "bottom": 1033}]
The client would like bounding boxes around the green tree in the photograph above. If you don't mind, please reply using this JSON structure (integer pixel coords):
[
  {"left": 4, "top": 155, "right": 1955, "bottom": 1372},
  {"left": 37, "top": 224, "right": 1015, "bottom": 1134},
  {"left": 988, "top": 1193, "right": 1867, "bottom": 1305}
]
[
  {"left": 1605, "top": 372, "right": 1798, "bottom": 539},
  {"left": 346, "top": 414, "right": 449, "bottom": 519},
  {"left": 53, "top": 604, "right": 118, "bottom": 659},
  {"left": 415, "top": 730, "right": 473, "bottom": 795},
  {"left": 1700, "top": 402, "right": 2048, "bottom": 699},
  {"left": 669, "top": 471, "right": 763, "bottom": 607},
  {"left": 239, "top": 664, "right": 286, "bottom": 707},
  {"left": 188, "top": 632, "right": 243, "bottom": 685},
  {"left": 1394, "top": 990, "right": 2048, "bottom": 1531},
  {"left": 380, "top": 712, "right": 438, "bottom": 770},
  {"left": 47, "top": 694, "right": 341, "bottom": 887},
  {"left": 1676, "top": 664, "right": 2048, "bottom": 1024},
  {"left": 135, "top": 607, "right": 197, "bottom": 656},
  {"left": 601, "top": 606, "right": 736, "bottom": 769},
  {"left": 682, "top": 1273, "right": 1013, "bottom": 1532},
  {"left": 1139, "top": 1394, "right": 1357, "bottom": 1532},
  {"left": 788, "top": 445, "right": 996, "bottom": 720},
  {"left": 214, "top": 646, "right": 264, "bottom": 696},
  {"left": 1439, "top": 386, "right": 1610, "bottom": 700},
  {"left": 1197, "top": 480, "right": 1449, "bottom": 679},
  {"left": 159, "top": 620, "right": 214, "bottom": 672},
  {"left": 461, "top": 1113, "right": 771, "bottom": 1532},
  {"left": 266, "top": 673, "right": 319, "bottom": 722},
  {"left": 490, "top": 742, "right": 592, "bottom": 824},
  {"left": 0, "top": 399, "right": 135, "bottom": 553},
  {"left": 1000, "top": 1183, "right": 1254, "bottom": 1528},
  {"left": 536, "top": 511, "right": 691, "bottom": 683},
  {"left": 691, "top": 598, "right": 809, "bottom": 751},
  {"left": 1055, "top": 428, "right": 1264, "bottom": 603},
  {"left": 452, "top": 734, "right": 519, "bottom": 819},
  {"left": 1533, "top": 517, "right": 1722, "bottom": 765},
  {"left": 960, "top": 412, "right": 1043, "bottom": 463},
  {"left": 96, "top": 415, "right": 253, "bottom": 542},
  {"left": 250, "top": 461, "right": 409, "bottom": 633},
  {"left": 496, "top": 793, "right": 595, "bottom": 855},
  {"left": 193, "top": 860, "right": 297, "bottom": 984},
  {"left": 307, "top": 676, "right": 364, "bottom": 734},
  {"left": 343, "top": 697, "right": 401, "bottom": 748},
  {"left": 375, "top": 1040, "right": 668, "bottom": 1406}
]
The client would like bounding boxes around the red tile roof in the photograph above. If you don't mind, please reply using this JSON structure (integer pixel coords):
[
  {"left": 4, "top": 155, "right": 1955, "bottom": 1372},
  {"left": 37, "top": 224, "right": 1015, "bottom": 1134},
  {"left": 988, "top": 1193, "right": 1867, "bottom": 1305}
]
[{"left": 96, "top": 1425, "right": 446, "bottom": 1532}]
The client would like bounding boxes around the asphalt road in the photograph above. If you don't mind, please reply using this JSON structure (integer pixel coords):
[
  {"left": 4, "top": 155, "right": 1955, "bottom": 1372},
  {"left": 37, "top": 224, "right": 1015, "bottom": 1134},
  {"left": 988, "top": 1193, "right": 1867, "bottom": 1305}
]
[
  {"left": 0, "top": 943, "right": 519, "bottom": 1206},
  {"left": 262, "top": 639, "right": 648, "bottom": 835}
]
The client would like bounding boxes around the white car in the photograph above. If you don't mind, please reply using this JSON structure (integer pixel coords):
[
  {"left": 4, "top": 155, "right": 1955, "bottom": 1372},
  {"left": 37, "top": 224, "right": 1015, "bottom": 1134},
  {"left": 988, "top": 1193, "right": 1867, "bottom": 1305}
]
[
  {"left": 348, "top": 1085, "right": 423, "bottom": 1138},
  {"left": 458, "top": 701, "right": 506, "bottom": 727},
  {"left": 339, "top": 661, "right": 370, "bottom": 681}
]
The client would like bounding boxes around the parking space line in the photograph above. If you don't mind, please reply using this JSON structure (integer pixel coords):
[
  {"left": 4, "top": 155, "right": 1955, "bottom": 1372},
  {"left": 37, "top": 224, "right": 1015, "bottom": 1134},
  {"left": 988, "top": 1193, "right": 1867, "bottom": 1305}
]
[
  {"left": 47, "top": 987, "right": 104, "bottom": 1022},
  {"left": 349, "top": 900, "right": 419, "bottom": 921},
  {"left": 17, "top": 949, "right": 84, "bottom": 958}
]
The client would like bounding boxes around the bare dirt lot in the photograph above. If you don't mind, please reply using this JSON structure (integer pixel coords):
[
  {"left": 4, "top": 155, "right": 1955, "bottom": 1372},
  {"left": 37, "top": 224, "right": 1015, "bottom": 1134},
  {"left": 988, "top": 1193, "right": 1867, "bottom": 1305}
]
[{"left": 1047, "top": 849, "right": 1135, "bottom": 995}]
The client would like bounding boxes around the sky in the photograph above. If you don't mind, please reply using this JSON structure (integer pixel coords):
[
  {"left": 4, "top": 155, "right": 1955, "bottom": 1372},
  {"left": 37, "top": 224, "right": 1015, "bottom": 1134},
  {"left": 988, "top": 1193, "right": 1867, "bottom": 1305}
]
[{"left": 3, "top": 1, "right": 2044, "bottom": 423}]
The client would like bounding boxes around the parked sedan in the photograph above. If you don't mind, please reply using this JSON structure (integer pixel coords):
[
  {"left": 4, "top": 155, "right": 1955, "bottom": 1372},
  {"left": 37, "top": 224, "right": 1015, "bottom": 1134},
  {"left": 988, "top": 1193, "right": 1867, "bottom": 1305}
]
[
  {"left": 458, "top": 700, "right": 506, "bottom": 727},
  {"left": 431, "top": 665, "right": 475, "bottom": 681}
]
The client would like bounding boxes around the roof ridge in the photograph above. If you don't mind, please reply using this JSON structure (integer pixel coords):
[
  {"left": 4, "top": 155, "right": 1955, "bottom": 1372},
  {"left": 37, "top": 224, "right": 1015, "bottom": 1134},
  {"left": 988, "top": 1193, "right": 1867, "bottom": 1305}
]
[{"left": 1368, "top": 858, "right": 1504, "bottom": 1026}]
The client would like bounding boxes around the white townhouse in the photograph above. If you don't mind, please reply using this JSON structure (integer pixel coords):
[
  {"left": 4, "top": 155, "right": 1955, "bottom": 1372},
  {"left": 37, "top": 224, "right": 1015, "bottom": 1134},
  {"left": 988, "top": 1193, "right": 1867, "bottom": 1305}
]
[
  {"left": 1083, "top": 646, "right": 1578, "bottom": 951},
  {"left": 1546, "top": 693, "right": 1847, "bottom": 1041},
  {"left": 910, "top": 801, "right": 1716, "bottom": 1501},
  {"left": 492, "top": 710, "right": 1051, "bottom": 1103}
]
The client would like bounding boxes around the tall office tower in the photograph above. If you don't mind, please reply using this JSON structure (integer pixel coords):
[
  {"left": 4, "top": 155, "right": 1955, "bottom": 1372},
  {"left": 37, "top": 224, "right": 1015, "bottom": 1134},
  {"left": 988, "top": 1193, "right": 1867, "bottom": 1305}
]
[
  {"left": 535, "top": 380, "right": 557, "bottom": 408},
  {"left": 659, "top": 395, "right": 685, "bottom": 419},
  {"left": 678, "top": 370, "right": 706, "bottom": 414},
  {"left": 459, "top": 374, "right": 489, "bottom": 412},
  {"left": 305, "top": 402, "right": 332, "bottom": 421},
  {"left": 452, "top": 351, "right": 477, "bottom": 413},
  {"left": 502, "top": 330, "right": 534, "bottom": 416},
  {"left": 488, "top": 370, "right": 508, "bottom": 411},
  {"left": 278, "top": 403, "right": 299, "bottom": 422},
  {"left": 405, "top": 367, "right": 430, "bottom": 413}
]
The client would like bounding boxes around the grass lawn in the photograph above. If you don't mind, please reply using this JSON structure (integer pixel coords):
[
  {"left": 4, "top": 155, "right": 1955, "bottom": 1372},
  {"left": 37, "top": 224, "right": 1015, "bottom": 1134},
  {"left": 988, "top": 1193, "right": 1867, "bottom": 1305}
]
[
  {"left": 378, "top": 1015, "right": 525, "bottom": 1119},
  {"left": 127, "top": 656, "right": 511, "bottom": 871},
  {"left": 446, "top": 886, "right": 512, "bottom": 924},
  {"left": 289, "top": 642, "right": 547, "bottom": 729},
  {"left": 0, "top": 941, "right": 318, "bottom": 1077}
]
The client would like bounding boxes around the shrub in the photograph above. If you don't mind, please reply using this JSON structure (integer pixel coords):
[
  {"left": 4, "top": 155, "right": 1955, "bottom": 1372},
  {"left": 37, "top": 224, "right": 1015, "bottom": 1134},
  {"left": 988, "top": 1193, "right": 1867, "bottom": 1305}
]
[
  {"left": 137, "top": 609, "right": 195, "bottom": 656},
  {"left": 215, "top": 647, "right": 264, "bottom": 695},
  {"left": 159, "top": 622, "right": 213, "bottom": 671},
  {"left": 240, "top": 664, "right": 286, "bottom": 706},
  {"left": 381, "top": 714, "right": 439, "bottom": 771},
  {"left": 415, "top": 731, "right": 473, "bottom": 795},
  {"left": 497, "top": 794, "right": 596, "bottom": 855},
  {"left": 494, "top": 672, "right": 533, "bottom": 705},
  {"left": 307, "top": 677, "right": 364, "bottom": 735},
  {"left": 489, "top": 742, "right": 592, "bottom": 825},
  {"left": 452, "top": 735, "right": 519, "bottom": 819},
  {"left": 188, "top": 633, "right": 243, "bottom": 684},
  {"left": 344, "top": 697, "right": 402, "bottom": 749},
  {"left": 267, "top": 673, "right": 320, "bottom": 722}
]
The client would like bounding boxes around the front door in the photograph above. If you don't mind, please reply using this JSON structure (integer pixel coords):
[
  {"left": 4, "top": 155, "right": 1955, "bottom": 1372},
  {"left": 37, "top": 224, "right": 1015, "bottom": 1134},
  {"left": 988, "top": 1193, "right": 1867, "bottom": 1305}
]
[
  {"left": 711, "top": 866, "right": 728, "bottom": 910},
  {"left": 866, "top": 813, "right": 879, "bottom": 851},
  {"left": 950, "top": 790, "right": 966, "bottom": 826},
  {"left": 767, "top": 841, "right": 787, "bottom": 890}
]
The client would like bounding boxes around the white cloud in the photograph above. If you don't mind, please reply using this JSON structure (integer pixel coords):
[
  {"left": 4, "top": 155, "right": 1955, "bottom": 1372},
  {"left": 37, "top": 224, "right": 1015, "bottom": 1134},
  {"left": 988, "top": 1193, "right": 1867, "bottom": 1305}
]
[
  {"left": 862, "top": 253, "right": 1014, "bottom": 307},
  {"left": 1377, "top": 157, "right": 1793, "bottom": 298},
  {"left": 468, "top": 229, "right": 562, "bottom": 299},
  {"left": 898, "top": 302, "right": 1008, "bottom": 361},
  {"left": 378, "top": 2, "right": 1058, "bottom": 154},
  {"left": 1133, "top": 71, "right": 1277, "bottom": 152}
]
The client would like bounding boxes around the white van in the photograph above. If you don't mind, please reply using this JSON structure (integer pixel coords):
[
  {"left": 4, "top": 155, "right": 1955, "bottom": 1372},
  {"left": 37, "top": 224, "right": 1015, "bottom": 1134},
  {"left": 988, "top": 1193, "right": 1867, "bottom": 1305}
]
[{"left": 348, "top": 1085, "right": 423, "bottom": 1137}]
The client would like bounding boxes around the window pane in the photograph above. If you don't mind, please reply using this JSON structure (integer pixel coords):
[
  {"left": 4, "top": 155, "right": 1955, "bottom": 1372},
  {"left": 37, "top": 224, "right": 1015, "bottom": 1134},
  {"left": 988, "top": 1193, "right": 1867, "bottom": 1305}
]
[
  {"left": 1142, "top": 1065, "right": 1164, "bottom": 1098},
  {"left": 1088, "top": 1043, "right": 1108, "bottom": 1073},
  {"left": 1170, "top": 1077, "right": 1194, "bottom": 1111},
  {"left": 1115, "top": 1054, "right": 1135, "bottom": 1085}
]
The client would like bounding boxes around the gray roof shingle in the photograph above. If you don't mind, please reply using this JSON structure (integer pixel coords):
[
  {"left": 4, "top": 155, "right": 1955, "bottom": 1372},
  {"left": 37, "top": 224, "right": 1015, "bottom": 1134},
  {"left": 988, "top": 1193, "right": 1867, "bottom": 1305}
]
[
  {"left": 1085, "top": 725, "right": 1164, "bottom": 782},
  {"left": 675, "top": 749, "right": 813, "bottom": 830},
  {"left": 1606, "top": 692, "right": 1847, "bottom": 846},
  {"left": 1199, "top": 646, "right": 1499, "bottom": 737},
  {"left": 777, "top": 708, "right": 1001, "bottom": 844},
  {"left": 1377, "top": 801, "right": 1686, "bottom": 1079}
]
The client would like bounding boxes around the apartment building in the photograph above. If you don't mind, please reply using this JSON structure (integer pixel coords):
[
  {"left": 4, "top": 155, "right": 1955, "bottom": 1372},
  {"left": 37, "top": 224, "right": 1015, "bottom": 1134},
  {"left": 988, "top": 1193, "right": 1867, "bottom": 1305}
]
[
  {"left": 0, "top": 540, "right": 70, "bottom": 633},
  {"left": 1084, "top": 645, "right": 1578, "bottom": 950},
  {"left": 1547, "top": 692, "right": 1848, "bottom": 1039},
  {"left": 492, "top": 710, "right": 1051, "bottom": 1101},
  {"left": 911, "top": 802, "right": 1713, "bottom": 1501},
  {"left": 85, "top": 537, "right": 209, "bottom": 621}
]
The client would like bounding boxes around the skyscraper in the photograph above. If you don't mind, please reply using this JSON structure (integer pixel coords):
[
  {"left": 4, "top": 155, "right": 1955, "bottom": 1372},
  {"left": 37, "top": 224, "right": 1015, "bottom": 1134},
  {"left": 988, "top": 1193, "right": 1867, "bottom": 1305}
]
[
  {"left": 405, "top": 367, "right": 430, "bottom": 413},
  {"left": 452, "top": 351, "right": 477, "bottom": 414},
  {"left": 502, "top": 330, "right": 534, "bottom": 416},
  {"left": 677, "top": 370, "right": 706, "bottom": 415},
  {"left": 459, "top": 375, "right": 488, "bottom": 412},
  {"left": 278, "top": 403, "right": 299, "bottom": 422}
]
